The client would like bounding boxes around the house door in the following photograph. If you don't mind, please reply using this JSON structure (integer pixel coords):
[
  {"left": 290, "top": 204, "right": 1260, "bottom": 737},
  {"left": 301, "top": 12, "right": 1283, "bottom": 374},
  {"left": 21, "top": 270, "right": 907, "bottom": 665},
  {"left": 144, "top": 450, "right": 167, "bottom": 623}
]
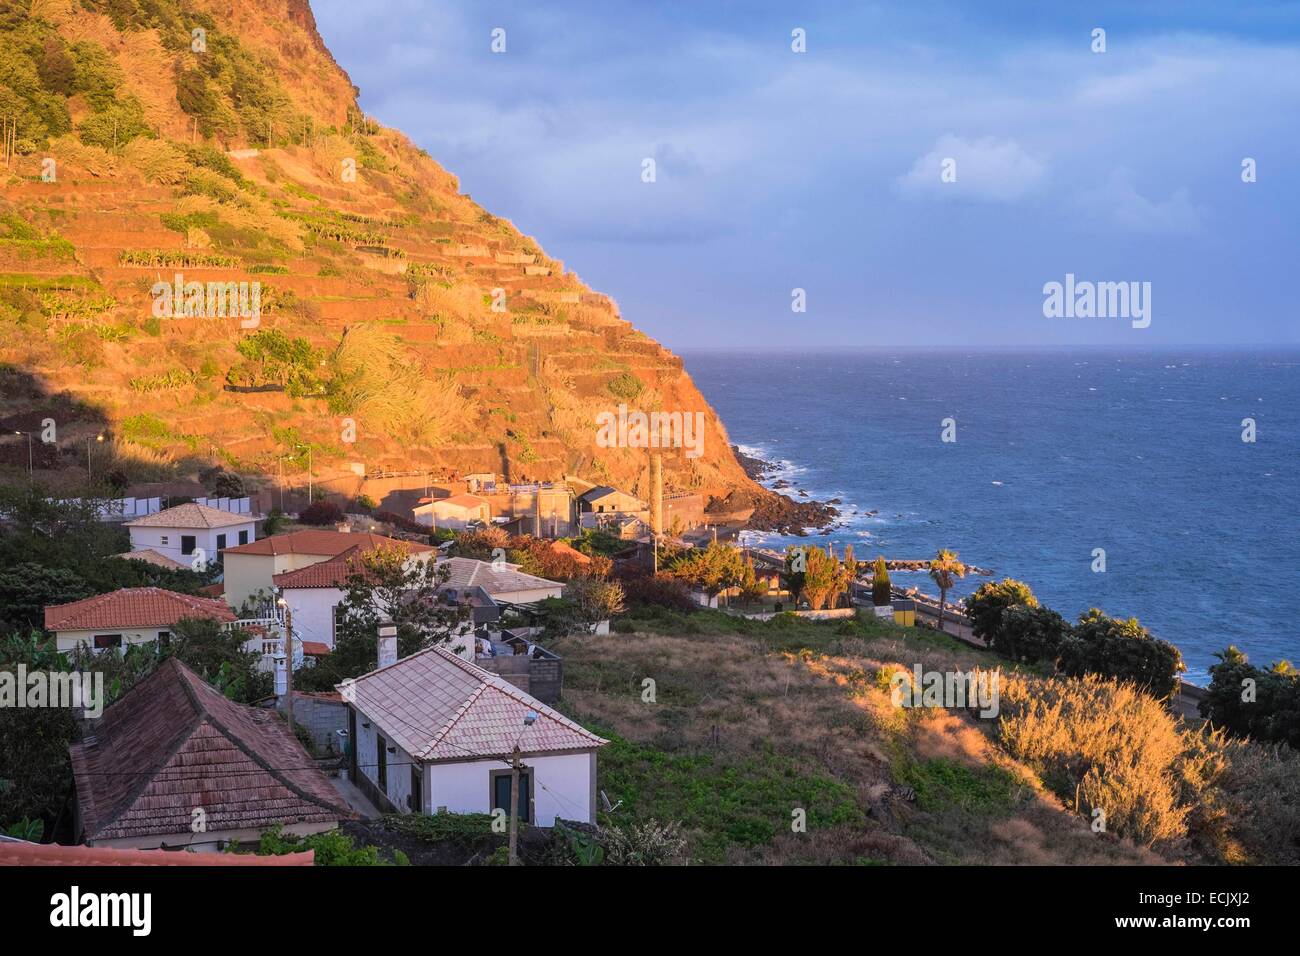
[
  {"left": 492, "top": 770, "right": 531, "bottom": 823},
  {"left": 410, "top": 766, "right": 422, "bottom": 813}
]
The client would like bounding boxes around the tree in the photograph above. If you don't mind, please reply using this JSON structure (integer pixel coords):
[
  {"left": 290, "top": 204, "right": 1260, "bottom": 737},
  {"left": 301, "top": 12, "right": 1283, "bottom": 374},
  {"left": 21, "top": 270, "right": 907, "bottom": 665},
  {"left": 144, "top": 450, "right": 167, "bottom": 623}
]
[
  {"left": 965, "top": 578, "right": 1037, "bottom": 646},
  {"left": 799, "top": 546, "right": 850, "bottom": 611},
  {"left": 298, "top": 500, "right": 344, "bottom": 526},
  {"left": 737, "top": 555, "right": 766, "bottom": 604},
  {"left": 666, "top": 541, "right": 745, "bottom": 604},
  {"left": 1059, "top": 608, "right": 1185, "bottom": 699},
  {"left": 996, "top": 604, "right": 1071, "bottom": 664},
  {"left": 168, "top": 616, "right": 270, "bottom": 703},
  {"left": 551, "top": 576, "right": 626, "bottom": 636},
  {"left": 304, "top": 547, "right": 467, "bottom": 686},
  {"left": 928, "top": 549, "right": 967, "bottom": 632},
  {"left": 871, "top": 556, "right": 891, "bottom": 607}
]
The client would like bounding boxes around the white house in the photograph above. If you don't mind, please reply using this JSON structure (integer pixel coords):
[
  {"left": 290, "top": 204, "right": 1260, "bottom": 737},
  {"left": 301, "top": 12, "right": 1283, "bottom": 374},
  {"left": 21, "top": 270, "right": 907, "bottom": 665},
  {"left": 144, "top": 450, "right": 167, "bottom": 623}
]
[
  {"left": 273, "top": 554, "right": 563, "bottom": 653},
  {"left": 413, "top": 493, "right": 491, "bottom": 531},
  {"left": 43, "top": 587, "right": 236, "bottom": 654},
  {"left": 342, "top": 645, "right": 607, "bottom": 824},
  {"left": 124, "top": 502, "right": 257, "bottom": 567},
  {"left": 222, "top": 530, "right": 435, "bottom": 610}
]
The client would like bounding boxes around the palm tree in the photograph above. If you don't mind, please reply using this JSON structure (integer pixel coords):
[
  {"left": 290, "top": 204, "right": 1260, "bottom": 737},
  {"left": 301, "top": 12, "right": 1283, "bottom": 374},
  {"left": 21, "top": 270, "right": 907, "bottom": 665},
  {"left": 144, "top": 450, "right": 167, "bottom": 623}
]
[{"left": 928, "top": 549, "right": 967, "bottom": 633}]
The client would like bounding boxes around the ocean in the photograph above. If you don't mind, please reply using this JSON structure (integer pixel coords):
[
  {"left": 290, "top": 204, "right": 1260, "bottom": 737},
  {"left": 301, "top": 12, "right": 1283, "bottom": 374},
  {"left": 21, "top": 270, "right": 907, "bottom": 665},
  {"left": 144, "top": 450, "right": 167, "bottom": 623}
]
[{"left": 682, "top": 349, "right": 1300, "bottom": 684}]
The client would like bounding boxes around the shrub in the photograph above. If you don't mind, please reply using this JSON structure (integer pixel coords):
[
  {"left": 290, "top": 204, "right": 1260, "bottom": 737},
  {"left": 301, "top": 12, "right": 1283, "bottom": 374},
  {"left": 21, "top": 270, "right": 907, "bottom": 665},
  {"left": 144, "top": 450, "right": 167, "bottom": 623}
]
[
  {"left": 965, "top": 578, "right": 1037, "bottom": 645},
  {"left": 607, "top": 370, "right": 643, "bottom": 401},
  {"left": 617, "top": 570, "right": 697, "bottom": 612},
  {"left": 298, "top": 500, "right": 343, "bottom": 526},
  {"left": 1058, "top": 608, "right": 1185, "bottom": 699},
  {"left": 604, "top": 820, "right": 687, "bottom": 866},
  {"left": 1200, "top": 646, "right": 1300, "bottom": 749}
]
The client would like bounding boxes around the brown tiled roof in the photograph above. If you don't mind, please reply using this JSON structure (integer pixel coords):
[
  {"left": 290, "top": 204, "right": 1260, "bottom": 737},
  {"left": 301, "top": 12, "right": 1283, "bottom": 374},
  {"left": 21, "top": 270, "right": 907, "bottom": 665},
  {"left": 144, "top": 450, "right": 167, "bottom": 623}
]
[
  {"left": 124, "top": 502, "right": 255, "bottom": 530},
  {"left": 223, "top": 530, "right": 432, "bottom": 558},
  {"left": 45, "top": 587, "right": 236, "bottom": 632},
  {"left": 70, "top": 659, "right": 351, "bottom": 843},
  {"left": 0, "top": 841, "right": 315, "bottom": 866},
  {"left": 112, "top": 549, "right": 188, "bottom": 571},
  {"left": 272, "top": 541, "right": 436, "bottom": 590},
  {"left": 342, "top": 645, "right": 606, "bottom": 762}
]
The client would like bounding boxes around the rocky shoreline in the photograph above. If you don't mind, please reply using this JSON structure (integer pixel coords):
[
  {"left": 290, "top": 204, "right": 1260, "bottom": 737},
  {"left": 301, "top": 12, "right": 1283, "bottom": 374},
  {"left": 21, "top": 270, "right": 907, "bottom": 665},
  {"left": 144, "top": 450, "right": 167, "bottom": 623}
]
[{"left": 723, "top": 445, "right": 840, "bottom": 535}]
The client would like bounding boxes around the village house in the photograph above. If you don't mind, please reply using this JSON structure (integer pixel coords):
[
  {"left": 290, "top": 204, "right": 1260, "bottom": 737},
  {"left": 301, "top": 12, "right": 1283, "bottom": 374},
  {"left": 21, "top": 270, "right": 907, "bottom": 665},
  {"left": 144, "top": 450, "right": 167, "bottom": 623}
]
[
  {"left": 44, "top": 587, "right": 236, "bottom": 654},
  {"left": 69, "top": 658, "right": 351, "bottom": 851},
  {"left": 578, "top": 485, "right": 647, "bottom": 518},
  {"left": 412, "top": 493, "right": 491, "bottom": 531},
  {"left": 272, "top": 554, "right": 562, "bottom": 652},
  {"left": 124, "top": 502, "right": 257, "bottom": 566},
  {"left": 221, "top": 530, "right": 435, "bottom": 610},
  {"left": 342, "top": 644, "right": 607, "bottom": 824},
  {"left": 481, "top": 482, "right": 577, "bottom": 538}
]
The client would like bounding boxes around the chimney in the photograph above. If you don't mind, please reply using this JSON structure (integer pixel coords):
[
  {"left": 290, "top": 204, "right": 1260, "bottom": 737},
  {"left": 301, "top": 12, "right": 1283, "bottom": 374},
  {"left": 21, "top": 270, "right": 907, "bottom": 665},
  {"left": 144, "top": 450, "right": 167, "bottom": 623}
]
[
  {"left": 378, "top": 623, "right": 398, "bottom": 668},
  {"left": 273, "top": 654, "right": 287, "bottom": 699},
  {"left": 650, "top": 454, "right": 663, "bottom": 535}
]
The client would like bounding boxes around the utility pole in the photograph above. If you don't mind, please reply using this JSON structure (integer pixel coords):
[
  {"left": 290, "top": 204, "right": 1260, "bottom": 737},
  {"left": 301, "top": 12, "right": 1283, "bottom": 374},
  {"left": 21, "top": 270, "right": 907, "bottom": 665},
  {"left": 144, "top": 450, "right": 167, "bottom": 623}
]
[
  {"left": 507, "top": 710, "right": 538, "bottom": 866},
  {"left": 278, "top": 595, "right": 295, "bottom": 735}
]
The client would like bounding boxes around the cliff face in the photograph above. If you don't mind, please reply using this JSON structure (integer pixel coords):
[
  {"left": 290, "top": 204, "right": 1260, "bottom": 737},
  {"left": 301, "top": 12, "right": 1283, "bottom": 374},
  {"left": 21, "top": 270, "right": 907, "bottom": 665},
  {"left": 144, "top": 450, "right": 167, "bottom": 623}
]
[{"left": 0, "top": 0, "right": 764, "bottom": 508}]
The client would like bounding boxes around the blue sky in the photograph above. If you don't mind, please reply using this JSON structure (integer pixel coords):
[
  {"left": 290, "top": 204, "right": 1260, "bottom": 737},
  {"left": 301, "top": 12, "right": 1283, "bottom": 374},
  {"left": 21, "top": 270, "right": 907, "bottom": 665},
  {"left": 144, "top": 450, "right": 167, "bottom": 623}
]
[{"left": 313, "top": 1, "right": 1300, "bottom": 349}]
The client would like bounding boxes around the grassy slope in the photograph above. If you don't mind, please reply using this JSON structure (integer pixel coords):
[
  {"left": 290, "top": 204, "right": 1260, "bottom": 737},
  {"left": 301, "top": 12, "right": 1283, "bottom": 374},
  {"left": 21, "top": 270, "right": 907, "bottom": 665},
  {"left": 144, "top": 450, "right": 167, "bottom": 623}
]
[{"left": 553, "top": 610, "right": 1159, "bottom": 865}]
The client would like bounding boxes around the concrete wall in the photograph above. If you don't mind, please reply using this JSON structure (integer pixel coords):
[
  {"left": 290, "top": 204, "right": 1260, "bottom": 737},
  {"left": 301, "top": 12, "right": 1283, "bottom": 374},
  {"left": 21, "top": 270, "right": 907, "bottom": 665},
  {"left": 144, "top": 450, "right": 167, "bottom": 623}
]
[{"left": 285, "top": 695, "right": 348, "bottom": 754}]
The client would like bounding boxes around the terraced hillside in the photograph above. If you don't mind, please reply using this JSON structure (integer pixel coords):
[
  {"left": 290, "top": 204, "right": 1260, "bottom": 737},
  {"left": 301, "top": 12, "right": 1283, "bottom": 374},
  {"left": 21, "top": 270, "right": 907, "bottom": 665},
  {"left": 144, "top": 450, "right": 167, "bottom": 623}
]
[{"left": 0, "top": 0, "right": 764, "bottom": 511}]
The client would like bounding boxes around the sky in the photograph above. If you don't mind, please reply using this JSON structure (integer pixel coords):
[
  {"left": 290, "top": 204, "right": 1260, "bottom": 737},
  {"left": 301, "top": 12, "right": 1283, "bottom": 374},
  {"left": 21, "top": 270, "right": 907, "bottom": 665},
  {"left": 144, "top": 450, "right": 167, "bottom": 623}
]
[{"left": 312, "top": 1, "right": 1300, "bottom": 350}]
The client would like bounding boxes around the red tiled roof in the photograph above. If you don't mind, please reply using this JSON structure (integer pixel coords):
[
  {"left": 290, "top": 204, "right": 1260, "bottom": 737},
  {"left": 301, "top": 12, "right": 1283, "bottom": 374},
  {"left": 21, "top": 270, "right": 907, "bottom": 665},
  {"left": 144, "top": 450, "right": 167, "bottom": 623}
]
[
  {"left": 343, "top": 645, "right": 606, "bottom": 762},
  {"left": 70, "top": 658, "right": 352, "bottom": 843},
  {"left": 223, "top": 530, "right": 432, "bottom": 558},
  {"left": 45, "top": 587, "right": 236, "bottom": 632},
  {"left": 124, "top": 502, "right": 255, "bottom": 530},
  {"left": 300, "top": 641, "right": 330, "bottom": 657},
  {"left": 0, "top": 841, "right": 314, "bottom": 866},
  {"left": 272, "top": 542, "right": 433, "bottom": 589}
]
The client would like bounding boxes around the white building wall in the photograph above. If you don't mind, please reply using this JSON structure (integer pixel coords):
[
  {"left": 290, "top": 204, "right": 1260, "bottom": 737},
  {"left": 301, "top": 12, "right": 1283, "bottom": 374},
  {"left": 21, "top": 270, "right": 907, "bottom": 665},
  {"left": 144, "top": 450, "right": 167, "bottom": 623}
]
[
  {"left": 129, "top": 521, "right": 255, "bottom": 565},
  {"left": 354, "top": 708, "right": 418, "bottom": 812},
  {"left": 497, "top": 586, "right": 563, "bottom": 604},
  {"left": 283, "top": 587, "right": 345, "bottom": 648},
  {"left": 54, "top": 627, "right": 172, "bottom": 654},
  {"left": 425, "top": 752, "right": 595, "bottom": 826}
]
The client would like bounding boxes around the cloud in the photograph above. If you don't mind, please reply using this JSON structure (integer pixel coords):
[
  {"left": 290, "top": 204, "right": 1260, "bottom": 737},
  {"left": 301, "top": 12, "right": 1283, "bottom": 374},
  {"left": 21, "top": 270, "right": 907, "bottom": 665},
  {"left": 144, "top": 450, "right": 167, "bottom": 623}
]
[
  {"left": 1075, "top": 169, "right": 1206, "bottom": 236},
  {"left": 896, "top": 135, "right": 1047, "bottom": 202}
]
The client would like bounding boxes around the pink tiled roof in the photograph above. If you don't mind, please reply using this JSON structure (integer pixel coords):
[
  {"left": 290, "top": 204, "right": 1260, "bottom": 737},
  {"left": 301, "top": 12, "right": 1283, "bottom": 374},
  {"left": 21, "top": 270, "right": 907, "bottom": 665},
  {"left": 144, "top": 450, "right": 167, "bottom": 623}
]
[
  {"left": 113, "top": 549, "right": 188, "bottom": 570},
  {"left": 69, "top": 658, "right": 352, "bottom": 843},
  {"left": 45, "top": 587, "right": 236, "bottom": 632},
  {"left": 224, "top": 530, "right": 432, "bottom": 557},
  {"left": 342, "top": 646, "right": 606, "bottom": 762},
  {"left": 0, "top": 841, "right": 315, "bottom": 866},
  {"left": 124, "top": 502, "right": 254, "bottom": 530}
]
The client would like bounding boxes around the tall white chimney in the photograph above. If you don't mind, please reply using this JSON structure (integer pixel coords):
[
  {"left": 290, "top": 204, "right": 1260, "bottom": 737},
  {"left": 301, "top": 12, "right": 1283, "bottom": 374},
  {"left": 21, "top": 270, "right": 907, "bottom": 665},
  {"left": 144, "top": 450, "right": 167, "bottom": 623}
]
[
  {"left": 378, "top": 623, "right": 398, "bottom": 668},
  {"left": 274, "top": 654, "right": 287, "bottom": 698}
]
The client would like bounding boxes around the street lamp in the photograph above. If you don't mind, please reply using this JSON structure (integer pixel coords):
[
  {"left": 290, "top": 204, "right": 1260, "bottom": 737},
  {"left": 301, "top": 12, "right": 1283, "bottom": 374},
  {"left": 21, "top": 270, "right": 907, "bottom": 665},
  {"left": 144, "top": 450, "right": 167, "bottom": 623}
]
[
  {"left": 86, "top": 433, "right": 104, "bottom": 481},
  {"left": 13, "top": 430, "right": 32, "bottom": 476}
]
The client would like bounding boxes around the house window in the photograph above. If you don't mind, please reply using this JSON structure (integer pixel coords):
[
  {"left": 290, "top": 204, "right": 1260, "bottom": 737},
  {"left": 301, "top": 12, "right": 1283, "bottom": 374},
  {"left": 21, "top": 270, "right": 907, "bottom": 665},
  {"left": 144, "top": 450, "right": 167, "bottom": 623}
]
[
  {"left": 332, "top": 604, "right": 347, "bottom": 644},
  {"left": 239, "top": 530, "right": 249, "bottom": 545},
  {"left": 93, "top": 634, "right": 122, "bottom": 650},
  {"left": 181, "top": 535, "right": 196, "bottom": 556},
  {"left": 491, "top": 769, "right": 532, "bottom": 824},
  {"left": 216, "top": 534, "right": 227, "bottom": 551},
  {"left": 160, "top": 536, "right": 169, "bottom": 545},
  {"left": 158, "top": 631, "right": 171, "bottom": 648},
  {"left": 376, "top": 734, "right": 387, "bottom": 790}
]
